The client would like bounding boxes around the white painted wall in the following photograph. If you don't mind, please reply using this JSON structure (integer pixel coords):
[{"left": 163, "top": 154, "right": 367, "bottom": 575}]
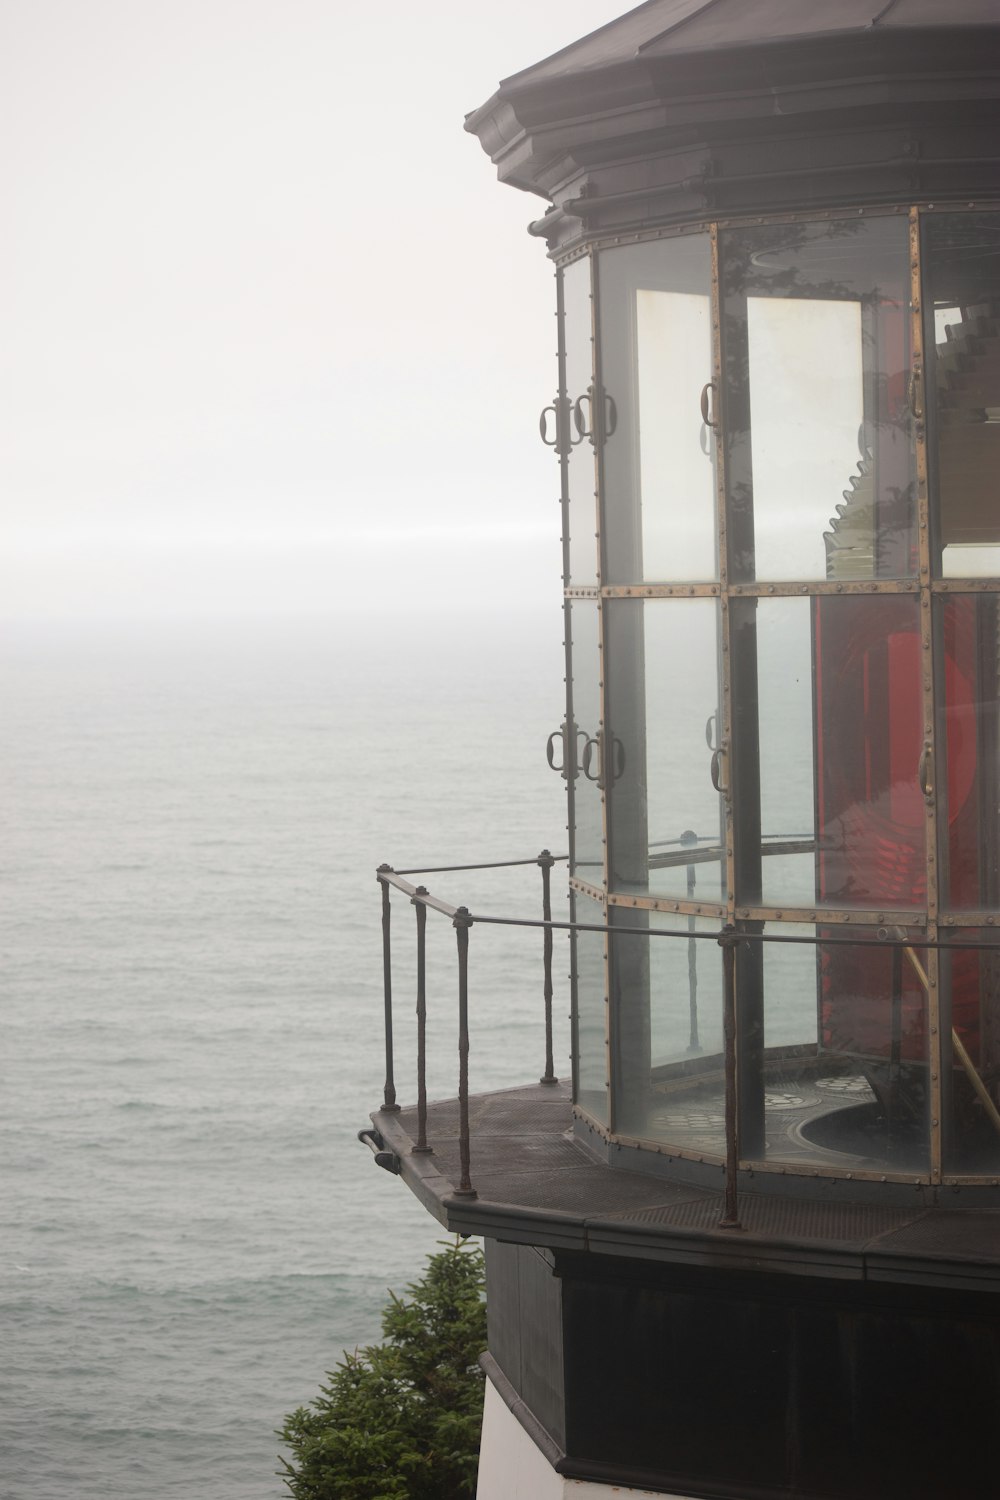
[{"left": 476, "top": 1376, "right": 701, "bottom": 1500}]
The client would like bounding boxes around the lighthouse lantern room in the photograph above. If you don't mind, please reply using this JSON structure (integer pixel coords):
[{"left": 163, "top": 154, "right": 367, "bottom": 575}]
[{"left": 363, "top": 5, "right": 1000, "bottom": 1498}]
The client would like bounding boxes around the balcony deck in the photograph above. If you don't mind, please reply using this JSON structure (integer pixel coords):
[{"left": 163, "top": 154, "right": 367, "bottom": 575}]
[{"left": 369, "top": 1081, "right": 1000, "bottom": 1293}]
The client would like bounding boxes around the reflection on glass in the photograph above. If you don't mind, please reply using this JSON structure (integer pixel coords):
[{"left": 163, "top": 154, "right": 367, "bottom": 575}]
[
  {"left": 569, "top": 601, "right": 603, "bottom": 882},
  {"left": 563, "top": 256, "right": 599, "bottom": 586},
  {"left": 611, "top": 909, "right": 723, "bottom": 1151},
  {"left": 754, "top": 926, "right": 929, "bottom": 1175},
  {"left": 748, "top": 297, "right": 863, "bottom": 577},
  {"left": 605, "top": 599, "right": 725, "bottom": 904},
  {"left": 733, "top": 595, "right": 925, "bottom": 910},
  {"left": 923, "top": 212, "right": 1000, "bottom": 578},
  {"left": 599, "top": 234, "right": 716, "bottom": 583},
  {"left": 941, "top": 929, "right": 1000, "bottom": 1175},
  {"left": 573, "top": 889, "right": 608, "bottom": 1125},
  {"left": 721, "top": 216, "right": 914, "bottom": 582},
  {"left": 937, "top": 595, "right": 1000, "bottom": 912}
]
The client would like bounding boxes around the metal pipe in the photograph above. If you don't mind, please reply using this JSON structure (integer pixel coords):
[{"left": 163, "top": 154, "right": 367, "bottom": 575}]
[
  {"left": 413, "top": 889, "right": 431, "bottom": 1153},
  {"left": 539, "top": 850, "right": 557, "bottom": 1084},
  {"left": 377, "top": 866, "right": 399, "bottom": 1113},
  {"left": 453, "top": 907, "right": 477, "bottom": 1198}
]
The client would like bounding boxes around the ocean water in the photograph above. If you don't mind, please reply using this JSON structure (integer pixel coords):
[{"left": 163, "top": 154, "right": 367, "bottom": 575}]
[{"left": 0, "top": 611, "right": 568, "bottom": 1500}]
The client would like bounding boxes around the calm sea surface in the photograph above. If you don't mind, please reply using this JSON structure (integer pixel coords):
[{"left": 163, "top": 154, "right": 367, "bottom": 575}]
[{"left": 0, "top": 612, "right": 567, "bottom": 1500}]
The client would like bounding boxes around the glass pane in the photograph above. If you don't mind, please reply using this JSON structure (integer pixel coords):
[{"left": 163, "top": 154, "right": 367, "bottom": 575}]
[
  {"left": 923, "top": 212, "right": 1000, "bottom": 577},
  {"left": 721, "top": 217, "right": 915, "bottom": 582},
  {"left": 599, "top": 235, "right": 717, "bottom": 584},
  {"left": 605, "top": 598, "right": 726, "bottom": 905},
  {"left": 751, "top": 924, "right": 929, "bottom": 1175},
  {"left": 732, "top": 594, "right": 925, "bottom": 910},
  {"left": 569, "top": 601, "right": 603, "bottom": 883},
  {"left": 573, "top": 889, "right": 608, "bottom": 1125},
  {"left": 942, "top": 929, "right": 1000, "bottom": 1175},
  {"left": 563, "top": 256, "right": 599, "bottom": 586},
  {"left": 937, "top": 595, "right": 1000, "bottom": 912},
  {"left": 611, "top": 909, "right": 724, "bottom": 1151}
]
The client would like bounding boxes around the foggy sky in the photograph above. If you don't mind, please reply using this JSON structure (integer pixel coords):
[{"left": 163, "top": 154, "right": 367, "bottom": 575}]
[{"left": 0, "top": 0, "right": 626, "bottom": 621}]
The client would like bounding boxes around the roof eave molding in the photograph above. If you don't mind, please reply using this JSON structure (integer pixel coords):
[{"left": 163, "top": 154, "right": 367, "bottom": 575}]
[{"left": 466, "top": 28, "right": 1000, "bottom": 208}]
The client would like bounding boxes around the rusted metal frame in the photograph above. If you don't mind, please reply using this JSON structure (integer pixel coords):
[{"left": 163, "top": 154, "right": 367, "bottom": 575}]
[
  {"left": 734, "top": 903, "right": 925, "bottom": 927},
  {"left": 565, "top": 586, "right": 601, "bottom": 598},
  {"left": 912, "top": 204, "right": 944, "bottom": 1184},
  {"left": 556, "top": 265, "right": 580, "bottom": 880},
  {"left": 932, "top": 579, "right": 1000, "bottom": 595},
  {"left": 711, "top": 222, "right": 737, "bottom": 929},
  {"left": 713, "top": 223, "right": 755, "bottom": 1166},
  {"left": 609, "top": 891, "right": 726, "bottom": 919},
  {"left": 412, "top": 890, "right": 431, "bottom": 1153},
  {"left": 940, "top": 910, "right": 1000, "bottom": 928},
  {"left": 600, "top": 583, "right": 721, "bottom": 598},
  {"left": 738, "top": 1156, "right": 933, "bottom": 1187},
  {"left": 570, "top": 873, "right": 605, "bottom": 902},
  {"left": 918, "top": 200, "right": 1000, "bottom": 216},
  {"left": 452, "top": 906, "right": 477, "bottom": 1199},
  {"left": 590, "top": 245, "right": 616, "bottom": 1131},
  {"left": 728, "top": 579, "right": 919, "bottom": 597},
  {"left": 376, "top": 865, "right": 400, "bottom": 1113},
  {"left": 572, "top": 205, "right": 999, "bottom": 272},
  {"left": 558, "top": 219, "right": 712, "bottom": 262},
  {"left": 714, "top": 204, "right": 911, "bottom": 231},
  {"left": 555, "top": 263, "right": 573, "bottom": 586},
  {"left": 538, "top": 849, "right": 558, "bottom": 1084}
]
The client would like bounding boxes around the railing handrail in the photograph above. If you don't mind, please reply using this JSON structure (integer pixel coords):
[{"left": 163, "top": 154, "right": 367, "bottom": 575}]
[
  {"left": 393, "top": 853, "right": 569, "bottom": 876},
  {"left": 373, "top": 849, "right": 1000, "bottom": 1225}
]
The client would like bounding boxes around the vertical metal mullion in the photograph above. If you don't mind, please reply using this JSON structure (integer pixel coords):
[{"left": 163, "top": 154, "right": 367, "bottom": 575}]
[
  {"left": 591, "top": 245, "right": 615, "bottom": 1130},
  {"left": 911, "top": 204, "right": 943, "bottom": 1183},
  {"left": 556, "top": 269, "right": 581, "bottom": 1108},
  {"left": 711, "top": 223, "right": 737, "bottom": 927}
]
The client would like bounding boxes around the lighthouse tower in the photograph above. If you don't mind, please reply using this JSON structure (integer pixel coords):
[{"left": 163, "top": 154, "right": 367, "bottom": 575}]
[{"left": 364, "top": 4, "right": 1000, "bottom": 1497}]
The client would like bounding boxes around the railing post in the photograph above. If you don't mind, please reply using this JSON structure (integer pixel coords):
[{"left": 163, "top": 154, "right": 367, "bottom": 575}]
[
  {"left": 680, "top": 829, "right": 701, "bottom": 1054},
  {"left": 412, "top": 888, "right": 431, "bottom": 1153},
  {"left": 718, "top": 925, "right": 742, "bottom": 1231},
  {"left": 538, "top": 849, "right": 558, "bottom": 1084},
  {"left": 377, "top": 865, "right": 399, "bottom": 1113},
  {"left": 453, "top": 906, "right": 477, "bottom": 1198}
]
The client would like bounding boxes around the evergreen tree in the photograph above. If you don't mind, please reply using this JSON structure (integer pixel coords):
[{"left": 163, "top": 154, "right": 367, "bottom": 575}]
[{"left": 278, "top": 1239, "right": 486, "bottom": 1500}]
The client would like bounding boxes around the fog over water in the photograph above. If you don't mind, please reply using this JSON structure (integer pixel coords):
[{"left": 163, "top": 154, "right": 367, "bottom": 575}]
[{"left": 0, "top": 1, "right": 632, "bottom": 1493}]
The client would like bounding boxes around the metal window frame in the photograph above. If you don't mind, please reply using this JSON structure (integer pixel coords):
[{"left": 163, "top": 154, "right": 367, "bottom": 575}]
[{"left": 554, "top": 200, "right": 1000, "bottom": 1186}]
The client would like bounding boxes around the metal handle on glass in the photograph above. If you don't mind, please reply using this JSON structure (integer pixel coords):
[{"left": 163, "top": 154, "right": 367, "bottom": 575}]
[
  {"left": 908, "top": 365, "right": 924, "bottom": 423},
  {"left": 918, "top": 741, "right": 934, "bottom": 799},
  {"left": 539, "top": 403, "right": 559, "bottom": 446},
  {"left": 574, "top": 387, "right": 617, "bottom": 444},
  {"left": 710, "top": 743, "right": 729, "bottom": 797},
  {"left": 581, "top": 735, "right": 601, "bottom": 783},
  {"left": 700, "top": 380, "right": 718, "bottom": 431}
]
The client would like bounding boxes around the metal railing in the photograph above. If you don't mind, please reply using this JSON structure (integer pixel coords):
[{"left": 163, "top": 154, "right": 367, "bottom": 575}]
[
  {"left": 375, "top": 851, "right": 564, "bottom": 1200},
  {"left": 372, "top": 850, "right": 1000, "bottom": 1224}
]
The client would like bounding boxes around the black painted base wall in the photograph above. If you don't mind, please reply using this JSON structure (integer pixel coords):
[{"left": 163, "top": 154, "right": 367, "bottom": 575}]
[{"left": 484, "top": 1241, "right": 1000, "bottom": 1500}]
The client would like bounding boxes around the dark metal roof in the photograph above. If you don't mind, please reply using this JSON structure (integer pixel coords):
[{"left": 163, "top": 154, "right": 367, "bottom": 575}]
[
  {"left": 465, "top": 0, "right": 1000, "bottom": 245},
  {"left": 503, "top": 0, "right": 1000, "bottom": 86}
]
